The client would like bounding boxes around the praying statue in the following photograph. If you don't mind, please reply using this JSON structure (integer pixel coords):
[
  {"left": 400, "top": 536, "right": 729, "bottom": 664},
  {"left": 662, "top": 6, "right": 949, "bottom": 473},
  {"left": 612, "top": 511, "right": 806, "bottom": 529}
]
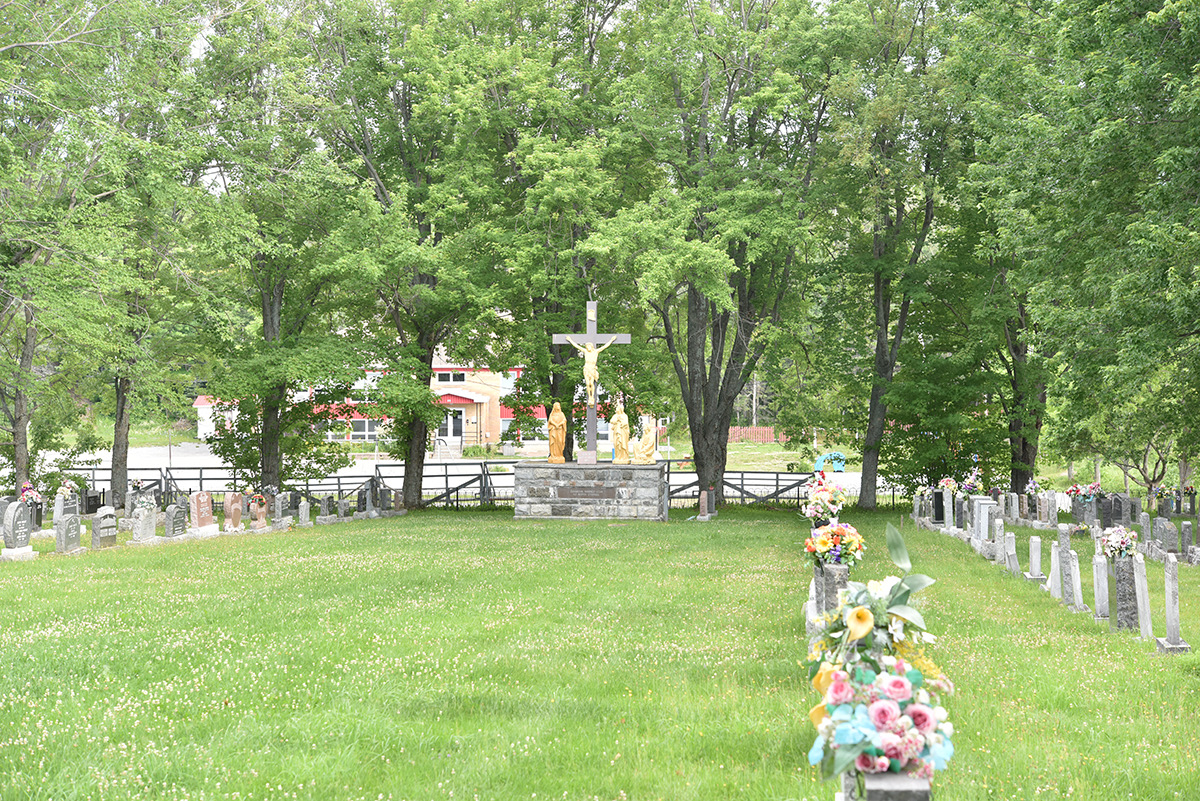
[
  {"left": 610, "top": 404, "right": 630, "bottom": 465},
  {"left": 565, "top": 335, "right": 617, "bottom": 406},
  {"left": 548, "top": 402, "right": 567, "bottom": 464},
  {"left": 630, "top": 426, "right": 657, "bottom": 465}
]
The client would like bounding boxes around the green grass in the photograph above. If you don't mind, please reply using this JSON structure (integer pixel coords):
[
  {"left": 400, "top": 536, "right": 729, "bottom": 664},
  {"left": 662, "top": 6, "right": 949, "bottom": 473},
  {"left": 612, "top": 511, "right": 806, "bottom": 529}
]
[{"left": 4, "top": 508, "right": 1199, "bottom": 799}]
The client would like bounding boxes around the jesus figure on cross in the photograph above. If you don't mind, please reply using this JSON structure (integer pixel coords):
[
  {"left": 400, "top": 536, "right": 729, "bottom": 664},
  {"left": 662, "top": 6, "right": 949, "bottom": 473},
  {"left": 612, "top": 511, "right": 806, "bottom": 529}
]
[{"left": 565, "top": 335, "right": 617, "bottom": 406}]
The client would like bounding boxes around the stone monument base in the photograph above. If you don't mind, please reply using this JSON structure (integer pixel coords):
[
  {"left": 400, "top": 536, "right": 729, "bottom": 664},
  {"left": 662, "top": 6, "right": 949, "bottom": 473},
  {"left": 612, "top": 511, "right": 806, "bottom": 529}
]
[
  {"left": 187, "top": 524, "right": 220, "bottom": 539},
  {"left": 1156, "top": 637, "right": 1191, "bottom": 655},
  {"left": 314, "top": 515, "right": 338, "bottom": 526},
  {"left": 128, "top": 536, "right": 166, "bottom": 547},
  {"left": 222, "top": 524, "right": 246, "bottom": 536},
  {"left": 514, "top": 462, "right": 668, "bottom": 521},
  {"left": 1, "top": 546, "right": 38, "bottom": 562},
  {"left": 1023, "top": 571, "right": 1046, "bottom": 583}
]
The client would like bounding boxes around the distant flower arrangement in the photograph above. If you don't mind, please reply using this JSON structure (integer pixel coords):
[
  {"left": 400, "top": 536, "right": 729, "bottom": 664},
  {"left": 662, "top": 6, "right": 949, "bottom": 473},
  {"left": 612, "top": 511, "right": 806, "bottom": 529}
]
[
  {"left": 936, "top": 477, "right": 957, "bottom": 494},
  {"left": 804, "top": 472, "right": 850, "bottom": 521},
  {"left": 1065, "top": 484, "right": 1083, "bottom": 498},
  {"left": 1102, "top": 526, "right": 1138, "bottom": 559},
  {"left": 1085, "top": 481, "right": 1104, "bottom": 500},
  {"left": 19, "top": 481, "right": 41, "bottom": 503},
  {"left": 960, "top": 468, "right": 982, "bottom": 494},
  {"left": 1023, "top": 478, "right": 1040, "bottom": 495},
  {"left": 805, "top": 523, "right": 866, "bottom": 568}
]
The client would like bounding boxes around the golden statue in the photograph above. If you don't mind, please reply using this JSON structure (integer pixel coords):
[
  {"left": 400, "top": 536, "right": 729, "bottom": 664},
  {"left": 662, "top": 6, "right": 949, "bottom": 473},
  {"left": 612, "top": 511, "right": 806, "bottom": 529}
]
[
  {"left": 547, "top": 402, "right": 567, "bottom": 464},
  {"left": 630, "top": 425, "right": 657, "bottom": 465},
  {"left": 609, "top": 404, "right": 630, "bottom": 465},
  {"left": 565, "top": 335, "right": 617, "bottom": 406}
]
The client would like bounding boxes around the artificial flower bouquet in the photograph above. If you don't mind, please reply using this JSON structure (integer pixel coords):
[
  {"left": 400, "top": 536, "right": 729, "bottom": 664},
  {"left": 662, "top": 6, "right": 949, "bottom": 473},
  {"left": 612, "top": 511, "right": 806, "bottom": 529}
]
[
  {"left": 19, "top": 481, "right": 41, "bottom": 503},
  {"left": 804, "top": 473, "right": 850, "bottom": 521},
  {"left": 1085, "top": 481, "right": 1104, "bottom": 500},
  {"left": 1023, "top": 478, "right": 1040, "bottom": 495},
  {"left": 805, "top": 523, "right": 866, "bottom": 568},
  {"left": 935, "top": 477, "right": 957, "bottom": 494},
  {"left": 1102, "top": 526, "right": 1138, "bottom": 559},
  {"left": 807, "top": 657, "right": 954, "bottom": 782},
  {"left": 1065, "top": 483, "right": 1083, "bottom": 497},
  {"left": 960, "top": 467, "right": 981, "bottom": 494}
]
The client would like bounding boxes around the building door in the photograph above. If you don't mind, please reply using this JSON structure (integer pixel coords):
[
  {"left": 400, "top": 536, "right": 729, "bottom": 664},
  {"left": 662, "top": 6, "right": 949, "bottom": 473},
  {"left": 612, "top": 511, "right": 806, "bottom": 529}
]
[{"left": 438, "top": 409, "right": 463, "bottom": 451}]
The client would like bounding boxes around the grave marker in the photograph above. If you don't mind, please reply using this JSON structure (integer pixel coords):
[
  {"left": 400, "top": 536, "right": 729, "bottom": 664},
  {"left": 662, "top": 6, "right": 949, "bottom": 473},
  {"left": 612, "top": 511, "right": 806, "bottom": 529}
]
[
  {"left": 129, "top": 507, "right": 163, "bottom": 546},
  {"left": 1024, "top": 536, "right": 1045, "bottom": 582},
  {"left": 1092, "top": 553, "right": 1109, "bottom": 624},
  {"left": 92, "top": 506, "right": 118, "bottom": 549},
  {"left": 188, "top": 492, "right": 219, "bottom": 538},
  {"left": 223, "top": 493, "right": 244, "bottom": 534},
  {"left": 1156, "top": 554, "right": 1191, "bottom": 655},
  {"left": 1112, "top": 555, "right": 1137, "bottom": 632},
  {"left": 1133, "top": 554, "right": 1154, "bottom": 640},
  {"left": 249, "top": 499, "right": 269, "bottom": 531},
  {"left": 164, "top": 504, "right": 187, "bottom": 539},
  {"left": 297, "top": 499, "right": 312, "bottom": 527}
]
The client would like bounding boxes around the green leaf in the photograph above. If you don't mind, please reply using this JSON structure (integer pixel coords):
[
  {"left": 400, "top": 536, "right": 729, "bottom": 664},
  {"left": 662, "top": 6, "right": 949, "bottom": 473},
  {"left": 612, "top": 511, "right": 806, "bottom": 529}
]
[
  {"left": 887, "top": 604, "right": 927, "bottom": 630},
  {"left": 899, "top": 573, "right": 936, "bottom": 593},
  {"left": 885, "top": 523, "right": 912, "bottom": 573},
  {"left": 829, "top": 744, "right": 867, "bottom": 779}
]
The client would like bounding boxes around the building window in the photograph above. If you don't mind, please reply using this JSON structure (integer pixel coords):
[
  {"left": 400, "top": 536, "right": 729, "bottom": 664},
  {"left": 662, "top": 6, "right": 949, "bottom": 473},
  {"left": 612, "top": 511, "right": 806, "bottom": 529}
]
[{"left": 435, "top": 372, "right": 466, "bottom": 383}]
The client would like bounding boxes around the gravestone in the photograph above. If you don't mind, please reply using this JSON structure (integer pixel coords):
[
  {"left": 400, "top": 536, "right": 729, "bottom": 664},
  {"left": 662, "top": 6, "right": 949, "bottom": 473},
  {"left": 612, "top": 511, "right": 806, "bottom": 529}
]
[
  {"left": 1058, "top": 529, "right": 1077, "bottom": 608},
  {"left": 129, "top": 507, "right": 163, "bottom": 546},
  {"left": 1043, "top": 492, "right": 1058, "bottom": 524},
  {"left": 91, "top": 506, "right": 118, "bottom": 549},
  {"left": 1138, "top": 512, "right": 1151, "bottom": 548},
  {"left": 248, "top": 500, "right": 269, "bottom": 531},
  {"left": 698, "top": 490, "right": 713, "bottom": 523},
  {"left": 380, "top": 489, "right": 393, "bottom": 513},
  {"left": 393, "top": 490, "right": 403, "bottom": 513},
  {"left": 1173, "top": 494, "right": 1182, "bottom": 515},
  {"left": 1156, "top": 554, "right": 1191, "bottom": 655},
  {"left": 272, "top": 493, "right": 293, "bottom": 530},
  {"left": 315, "top": 495, "right": 337, "bottom": 526},
  {"left": 353, "top": 490, "right": 368, "bottom": 520},
  {"left": 1071, "top": 497, "right": 1084, "bottom": 523},
  {"left": 84, "top": 490, "right": 101, "bottom": 515},
  {"left": 1024, "top": 536, "right": 1045, "bottom": 582},
  {"left": 188, "top": 491, "right": 219, "bottom": 538},
  {"left": 337, "top": 498, "right": 350, "bottom": 518},
  {"left": 1183, "top": 521, "right": 1193, "bottom": 553},
  {"left": 1018, "top": 495, "right": 1029, "bottom": 521},
  {"left": 1130, "top": 496, "right": 1142, "bottom": 521},
  {"left": 288, "top": 491, "right": 302, "bottom": 518},
  {"left": 1004, "top": 532, "right": 1020, "bottom": 576},
  {"left": 931, "top": 491, "right": 945, "bottom": 525},
  {"left": 1133, "top": 554, "right": 1154, "bottom": 640},
  {"left": 2, "top": 502, "right": 37, "bottom": 561},
  {"left": 164, "top": 503, "right": 187, "bottom": 539},
  {"left": 1067, "top": 550, "right": 1088, "bottom": 614},
  {"left": 911, "top": 494, "right": 920, "bottom": 523},
  {"left": 992, "top": 519, "right": 1006, "bottom": 566},
  {"left": 955, "top": 496, "right": 966, "bottom": 531},
  {"left": 1158, "top": 497, "right": 1172, "bottom": 518},
  {"left": 1006, "top": 493, "right": 1019, "bottom": 523},
  {"left": 297, "top": 499, "right": 312, "bottom": 528},
  {"left": 53, "top": 492, "right": 65, "bottom": 523},
  {"left": 1092, "top": 553, "right": 1109, "bottom": 624},
  {"left": 1082, "top": 498, "right": 1097, "bottom": 526},
  {"left": 1045, "top": 545, "right": 1061, "bottom": 599},
  {"left": 54, "top": 508, "right": 84, "bottom": 555},
  {"left": 223, "top": 493, "right": 244, "bottom": 534},
  {"left": 1112, "top": 495, "right": 1131, "bottom": 527},
  {"left": 365, "top": 486, "right": 380, "bottom": 519},
  {"left": 1112, "top": 556, "right": 1138, "bottom": 632},
  {"left": 1158, "top": 519, "right": 1180, "bottom": 553},
  {"left": 1099, "top": 497, "right": 1114, "bottom": 530},
  {"left": 274, "top": 495, "right": 285, "bottom": 522}
]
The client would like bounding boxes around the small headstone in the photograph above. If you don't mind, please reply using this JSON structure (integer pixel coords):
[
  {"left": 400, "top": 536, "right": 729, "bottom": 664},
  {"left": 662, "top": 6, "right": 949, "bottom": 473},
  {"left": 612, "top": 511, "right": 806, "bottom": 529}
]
[
  {"left": 316, "top": 495, "right": 337, "bottom": 526},
  {"left": 1133, "top": 554, "right": 1154, "bottom": 640},
  {"left": 249, "top": 500, "right": 269, "bottom": 531},
  {"left": 297, "top": 499, "right": 312, "bottom": 527},
  {"left": 356, "top": 490, "right": 367, "bottom": 514},
  {"left": 1183, "top": 521, "right": 1194, "bottom": 553},
  {"left": 380, "top": 489, "right": 393, "bottom": 513},
  {"left": 1004, "top": 532, "right": 1020, "bottom": 576},
  {"left": 1024, "top": 536, "right": 1045, "bottom": 582},
  {"left": 697, "top": 490, "right": 712, "bottom": 522},
  {"left": 91, "top": 506, "right": 118, "bottom": 549},
  {"left": 366, "top": 486, "right": 379, "bottom": 519},
  {"left": 129, "top": 507, "right": 163, "bottom": 546},
  {"left": 1158, "top": 497, "right": 1172, "bottom": 518},
  {"left": 1130, "top": 496, "right": 1142, "bottom": 521},
  {"left": 188, "top": 491, "right": 219, "bottom": 538},
  {"left": 164, "top": 504, "right": 187, "bottom": 539},
  {"left": 393, "top": 490, "right": 403, "bottom": 512},
  {"left": 1092, "top": 553, "right": 1109, "bottom": 623},
  {"left": 54, "top": 512, "right": 83, "bottom": 555},
  {"left": 319, "top": 495, "right": 331, "bottom": 516},
  {"left": 2, "top": 501, "right": 36, "bottom": 562},
  {"left": 1100, "top": 497, "right": 1114, "bottom": 530},
  {"left": 1060, "top": 540, "right": 1077, "bottom": 608},
  {"left": 1138, "top": 512, "right": 1151, "bottom": 545},
  {"left": 931, "top": 491, "right": 945, "bottom": 525},
  {"left": 274, "top": 494, "right": 285, "bottom": 522},
  {"left": 337, "top": 498, "right": 350, "bottom": 518},
  {"left": 1156, "top": 554, "right": 1191, "bottom": 655},
  {"left": 223, "top": 494, "right": 244, "bottom": 534},
  {"left": 1018, "top": 495, "right": 1029, "bottom": 520},
  {"left": 1067, "top": 550, "right": 1088, "bottom": 614},
  {"left": 1159, "top": 519, "right": 1180, "bottom": 553}
]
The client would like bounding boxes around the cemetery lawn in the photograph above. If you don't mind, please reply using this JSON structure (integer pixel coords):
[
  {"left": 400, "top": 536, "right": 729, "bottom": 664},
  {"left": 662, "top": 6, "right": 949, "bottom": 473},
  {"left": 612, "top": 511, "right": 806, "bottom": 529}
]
[{"left": 4, "top": 510, "right": 1199, "bottom": 800}]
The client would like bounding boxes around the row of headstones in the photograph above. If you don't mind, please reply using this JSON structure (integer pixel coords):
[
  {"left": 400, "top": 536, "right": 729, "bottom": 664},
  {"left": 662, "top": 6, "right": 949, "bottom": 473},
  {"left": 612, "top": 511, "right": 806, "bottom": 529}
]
[
  {"left": 1, "top": 485, "right": 406, "bottom": 559},
  {"left": 1069, "top": 494, "right": 1146, "bottom": 529},
  {"left": 915, "top": 489, "right": 1061, "bottom": 535},
  {"left": 929, "top": 506, "right": 1191, "bottom": 657}
]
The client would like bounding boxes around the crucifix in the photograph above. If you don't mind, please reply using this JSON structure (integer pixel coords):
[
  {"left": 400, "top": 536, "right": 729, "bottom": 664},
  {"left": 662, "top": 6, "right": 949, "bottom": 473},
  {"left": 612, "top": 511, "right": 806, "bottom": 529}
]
[{"left": 551, "top": 301, "right": 631, "bottom": 463}]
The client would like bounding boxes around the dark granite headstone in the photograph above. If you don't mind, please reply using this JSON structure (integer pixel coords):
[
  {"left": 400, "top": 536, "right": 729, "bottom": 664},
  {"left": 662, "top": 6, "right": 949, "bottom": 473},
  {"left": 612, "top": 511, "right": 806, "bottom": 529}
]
[
  {"left": 319, "top": 496, "right": 331, "bottom": 516},
  {"left": 1100, "top": 497, "right": 1114, "bottom": 530},
  {"left": 356, "top": 490, "right": 367, "bottom": 513},
  {"left": 5, "top": 502, "right": 33, "bottom": 549},
  {"left": 84, "top": 490, "right": 101, "bottom": 514},
  {"left": 931, "top": 492, "right": 945, "bottom": 525}
]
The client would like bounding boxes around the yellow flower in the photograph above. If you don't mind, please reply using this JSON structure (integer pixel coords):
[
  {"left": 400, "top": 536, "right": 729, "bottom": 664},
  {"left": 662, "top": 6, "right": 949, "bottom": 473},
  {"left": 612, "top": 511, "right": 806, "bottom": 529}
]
[
  {"left": 846, "top": 606, "right": 875, "bottom": 642},
  {"left": 808, "top": 701, "right": 828, "bottom": 727},
  {"left": 811, "top": 661, "right": 837, "bottom": 695},
  {"left": 815, "top": 533, "right": 832, "bottom": 551}
]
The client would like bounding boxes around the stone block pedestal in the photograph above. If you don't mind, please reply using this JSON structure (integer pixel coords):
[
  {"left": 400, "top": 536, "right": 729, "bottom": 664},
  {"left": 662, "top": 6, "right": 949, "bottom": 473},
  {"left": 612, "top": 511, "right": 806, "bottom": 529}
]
[{"left": 514, "top": 462, "right": 668, "bottom": 521}]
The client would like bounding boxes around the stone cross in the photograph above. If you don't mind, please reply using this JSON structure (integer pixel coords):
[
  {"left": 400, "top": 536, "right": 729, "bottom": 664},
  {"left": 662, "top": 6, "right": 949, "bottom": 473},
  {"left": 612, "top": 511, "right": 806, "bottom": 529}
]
[
  {"left": 1156, "top": 554, "right": 1191, "bottom": 654},
  {"left": 550, "top": 301, "right": 631, "bottom": 460}
]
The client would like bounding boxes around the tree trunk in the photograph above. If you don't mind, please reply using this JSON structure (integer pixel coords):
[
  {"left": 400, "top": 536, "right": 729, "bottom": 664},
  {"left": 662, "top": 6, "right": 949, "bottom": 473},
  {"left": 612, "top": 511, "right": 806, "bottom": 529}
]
[
  {"left": 12, "top": 305, "right": 36, "bottom": 488},
  {"left": 1093, "top": 458, "right": 1101, "bottom": 484},
  {"left": 112, "top": 374, "right": 133, "bottom": 509},
  {"left": 260, "top": 385, "right": 285, "bottom": 496},
  {"left": 1179, "top": 457, "right": 1191, "bottom": 487},
  {"left": 859, "top": 272, "right": 911, "bottom": 510},
  {"left": 1067, "top": 461, "right": 1074, "bottom": 481},
  {"left": 402, "top": 347, "right": 437, "bottom": 508}
]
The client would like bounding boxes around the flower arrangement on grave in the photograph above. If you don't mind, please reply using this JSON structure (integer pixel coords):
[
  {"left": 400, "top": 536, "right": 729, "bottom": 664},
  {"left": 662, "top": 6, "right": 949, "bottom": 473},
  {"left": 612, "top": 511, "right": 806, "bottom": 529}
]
[
  {"left": 1102, "top": 526, "right": 1138, "bottom": 559},
  {"left": 1085, "top": 481, "right": 1104, "bottom": 500},
  {"left": 805, "top": 523, "right": 866, "bottom": 568},
  {"left": 1023, "top": 478, "right": 1040, "bottom": 495},
  {"left": 1186, "top": 485, "right": 1196, "bottom": 496},
  {"left": 55, "top": 485, "right": 73, "bottom": 498},
  {"left": 803, "top": 472, "right": 849, "bottom": 521},
  {"left": 19, "top": 481, "right": 41, "bottom": 503},
  {"left": 936, "top": 477, "right": 957, "bottom": 494},
  {"left": 805, "top": 524, "right": 952, "bottom": 785},
  {"left": 959, "top": 467, "right": 982, "bottom": 494},
  {"left": 134, "top": 492, "right": 157, "bottom": 511},
  {"left": 1065, "top": 483, "right": 1083, "bottom": 497},
  {"left": 806, "top": 657, "right": 955, "bottom": 784},
  {"left": 250, "top": 493, "right": 267, "bottom": 507},
  {"left": 1150, "top": 485, "right": 1170, "bottom": 500}
]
